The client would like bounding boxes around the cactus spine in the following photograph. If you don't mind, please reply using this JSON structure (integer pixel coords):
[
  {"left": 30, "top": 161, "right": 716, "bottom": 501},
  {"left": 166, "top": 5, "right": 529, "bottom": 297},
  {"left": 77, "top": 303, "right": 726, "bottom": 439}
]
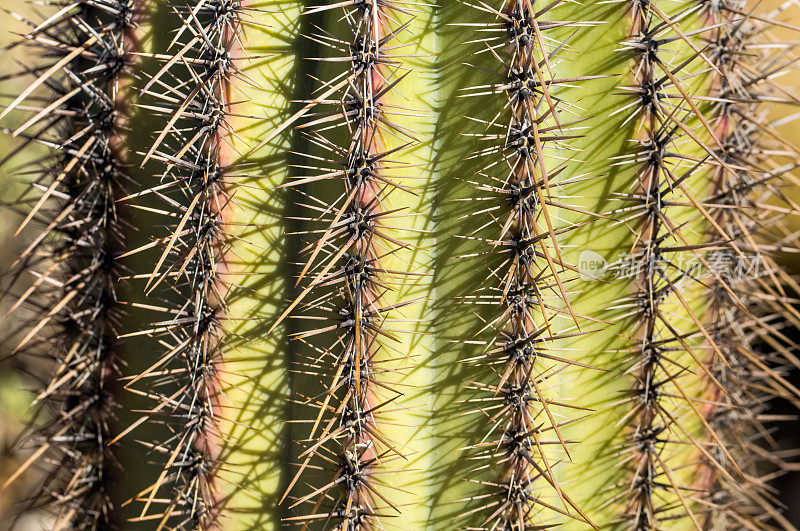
[{"left": 0, "top": 0, "right": 135, "bottom": 526}]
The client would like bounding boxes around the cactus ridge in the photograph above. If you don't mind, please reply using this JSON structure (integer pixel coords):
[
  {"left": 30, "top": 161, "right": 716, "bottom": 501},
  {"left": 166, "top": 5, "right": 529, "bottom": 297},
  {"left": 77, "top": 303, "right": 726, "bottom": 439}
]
[
  {"left": 702, "top": 1, "right": 800, "bottom": 527},
  {"left": 613, "top": 3, "right": 748, "bottom": 527},
  {"left": 0, "top": 0, "right": 135, "bottom": 527},
  {"left": 114, "top": 0, "right": 244, "bottom": 526},
  {"left": 699, "top": 3, "right": 768, "bottom": 527},
  {"left": 457, "top": 1, "right": 604, "bottom": 528},
  {"left": 273, "top": 1, "right": 423, "bottom": 528},
  {"left": 608, "top": 1, "right": 800, "bottom": 528}
]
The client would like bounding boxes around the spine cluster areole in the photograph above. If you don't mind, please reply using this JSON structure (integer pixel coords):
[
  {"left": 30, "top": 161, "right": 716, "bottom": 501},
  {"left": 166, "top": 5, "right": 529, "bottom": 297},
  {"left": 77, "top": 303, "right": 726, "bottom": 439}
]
[
  {"left": 275, "top": 1, "right": 422, "bottom": 527},
  {"left": 0, "top": 0, "right": 135, "bottom": 527}
]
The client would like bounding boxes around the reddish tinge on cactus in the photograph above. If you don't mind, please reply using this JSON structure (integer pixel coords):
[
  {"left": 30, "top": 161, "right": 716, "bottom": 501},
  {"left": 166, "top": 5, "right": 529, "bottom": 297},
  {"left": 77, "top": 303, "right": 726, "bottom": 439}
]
[{"left": 2, "top": 0, "right": 800, "bottom": 529}]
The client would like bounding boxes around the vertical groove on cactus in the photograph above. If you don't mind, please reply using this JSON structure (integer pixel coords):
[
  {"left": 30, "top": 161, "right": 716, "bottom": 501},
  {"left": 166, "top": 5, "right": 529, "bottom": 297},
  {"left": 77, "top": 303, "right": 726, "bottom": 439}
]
[
  {"left": 458, "top": 1, "right": 601, "bottom": 528},
  {"left": 0, "top": 0, "right": 136, "bottom": 526},
  {"left": 274, "top": 1, "right": 421, "bottom": 526},
  {"left": 207, "top": 1, "right": 305, "bottom": 527},
  {"left": 117, "top": 0, "right": 241, "bottom": 525}
]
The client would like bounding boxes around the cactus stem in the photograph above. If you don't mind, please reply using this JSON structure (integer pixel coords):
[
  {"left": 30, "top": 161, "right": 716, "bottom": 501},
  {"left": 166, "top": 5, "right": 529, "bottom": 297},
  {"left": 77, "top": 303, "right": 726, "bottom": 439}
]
[
  {"left": 458, "top": 1, "right": 602, "bottom": 528},
  {"left": 276, "top": 1, "right": 424, "bottom": 527}
]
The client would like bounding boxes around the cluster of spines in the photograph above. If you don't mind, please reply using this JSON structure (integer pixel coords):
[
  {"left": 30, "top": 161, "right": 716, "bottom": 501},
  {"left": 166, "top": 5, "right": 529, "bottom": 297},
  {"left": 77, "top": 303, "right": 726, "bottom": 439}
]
[
  {"left": 609, "top": 1, "right": 800, "bottom": 528},
  {"left": 0, "top": 0, "right": 134, "bottom": 526},
  {"left": 272, "top": 1, "right": 420, "bottom": 527},
  {"left": 458, "top": 1, "right": 600, "bottom": 528},
  {"left": 611, "top": 3, "right": 731, "bottom": 527},
  {"left": 117, "top": 0, "right": 243, "bottom": 526},
  {"left": 699, "top": 1, "right": 800, "bottom": 527}
]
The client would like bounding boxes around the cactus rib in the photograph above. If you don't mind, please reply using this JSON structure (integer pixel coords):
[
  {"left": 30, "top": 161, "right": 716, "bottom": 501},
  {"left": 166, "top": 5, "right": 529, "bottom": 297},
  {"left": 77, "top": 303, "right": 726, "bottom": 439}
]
[
  {"left": 0, "top": 0, "right": 136, "bottom": 526},
  {"left": 458, "top": 1, "right": 603, "bottom": 528},
  {"left": 276, "top": 1, "right": 423, "bottom": 527},
  {"left": 117, "top": 0, "right": 243, "bottom": 525}
]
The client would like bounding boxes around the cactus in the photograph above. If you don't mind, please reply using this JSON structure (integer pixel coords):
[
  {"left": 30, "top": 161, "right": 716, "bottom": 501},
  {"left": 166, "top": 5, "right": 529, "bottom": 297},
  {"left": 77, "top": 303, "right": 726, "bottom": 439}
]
[{"left": 2, "top": 0, "right": 800, "bottom": 529}]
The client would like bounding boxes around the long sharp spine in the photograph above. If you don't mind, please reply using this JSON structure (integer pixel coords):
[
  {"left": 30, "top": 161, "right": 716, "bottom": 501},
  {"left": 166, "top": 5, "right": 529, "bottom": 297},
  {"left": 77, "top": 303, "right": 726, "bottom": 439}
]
[
  {"left": 275, "top": 1, "right": 422, "bottom": 528},
  {"left": 0, "top": 0, "right": 136, "bottom": 526}
]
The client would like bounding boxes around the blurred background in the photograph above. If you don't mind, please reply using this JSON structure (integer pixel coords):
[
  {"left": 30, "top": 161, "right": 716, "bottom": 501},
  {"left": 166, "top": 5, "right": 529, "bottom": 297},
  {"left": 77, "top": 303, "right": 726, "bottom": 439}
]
[{"left": 0, "top": 0, "right": 55, "bottom": 526}]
